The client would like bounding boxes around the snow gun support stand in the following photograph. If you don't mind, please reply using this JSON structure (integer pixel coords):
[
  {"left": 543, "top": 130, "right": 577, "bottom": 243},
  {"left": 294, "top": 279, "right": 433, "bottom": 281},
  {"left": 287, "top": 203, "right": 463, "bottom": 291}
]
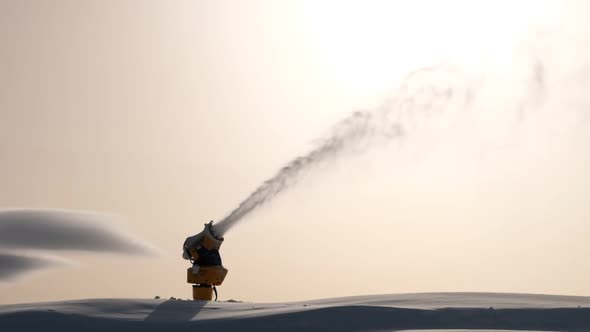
[{"left": 182, "top": 221, "right": 228, "bottom": 301}]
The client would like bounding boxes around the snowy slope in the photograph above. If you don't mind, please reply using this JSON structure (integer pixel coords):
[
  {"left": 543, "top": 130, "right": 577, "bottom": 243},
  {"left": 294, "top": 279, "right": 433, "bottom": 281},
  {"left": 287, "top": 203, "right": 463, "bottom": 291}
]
[{"left": 1, "top": 293, "right": 589, "bottom": 331}]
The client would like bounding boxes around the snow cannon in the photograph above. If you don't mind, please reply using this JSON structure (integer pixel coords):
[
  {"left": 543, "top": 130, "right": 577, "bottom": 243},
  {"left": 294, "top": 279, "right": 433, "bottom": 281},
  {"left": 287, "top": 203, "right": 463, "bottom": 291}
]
[{"left": 182, "top": 221, "right": 228, "bottom": 301}]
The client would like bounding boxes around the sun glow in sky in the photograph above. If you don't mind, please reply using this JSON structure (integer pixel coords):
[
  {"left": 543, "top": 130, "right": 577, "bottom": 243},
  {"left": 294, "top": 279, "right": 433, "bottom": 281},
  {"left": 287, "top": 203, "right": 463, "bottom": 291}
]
[{"left": 303, "top": 0, "right": 561, "bottom": 100}]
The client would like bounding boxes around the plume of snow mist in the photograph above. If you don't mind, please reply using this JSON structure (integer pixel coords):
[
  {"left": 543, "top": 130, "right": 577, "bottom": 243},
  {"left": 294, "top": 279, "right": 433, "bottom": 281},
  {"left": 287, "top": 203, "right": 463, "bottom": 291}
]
[
  {"left": 215, "top": 64, "right": 485, "bottom": 236},
  {"left": 0, "top": 209, "right": 157, "bottom": 255},
  {"left": 0, "top": 253, "right": 69, "bottom": 281}
]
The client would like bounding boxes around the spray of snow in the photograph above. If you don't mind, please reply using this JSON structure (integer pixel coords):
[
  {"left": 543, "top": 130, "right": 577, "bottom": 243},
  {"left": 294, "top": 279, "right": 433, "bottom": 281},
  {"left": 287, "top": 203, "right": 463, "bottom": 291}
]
[
  {"left": 215, "top": 63, "right": 540, "bottom": 236},
  {"left": 215, "top": 1, "right": 590, "bottom": 236}
]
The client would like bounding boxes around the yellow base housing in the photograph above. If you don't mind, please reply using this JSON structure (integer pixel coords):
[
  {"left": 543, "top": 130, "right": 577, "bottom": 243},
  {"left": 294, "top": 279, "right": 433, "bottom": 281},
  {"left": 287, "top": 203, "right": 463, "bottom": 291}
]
[
  {"left": 192, "top": 285, "right": 214, "bottom": 301},
  {"left": 187, "top": 266, "right": 228, "bottom": 285},
  {"left": 187, "top": 266, "right": 228, "bottom": 301}
]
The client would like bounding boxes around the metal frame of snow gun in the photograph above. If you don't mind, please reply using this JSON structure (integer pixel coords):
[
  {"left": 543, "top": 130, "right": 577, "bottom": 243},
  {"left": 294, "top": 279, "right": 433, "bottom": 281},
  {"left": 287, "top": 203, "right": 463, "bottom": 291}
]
[{"left": 183, "top": 221, "right": 228, "bottom": 301}]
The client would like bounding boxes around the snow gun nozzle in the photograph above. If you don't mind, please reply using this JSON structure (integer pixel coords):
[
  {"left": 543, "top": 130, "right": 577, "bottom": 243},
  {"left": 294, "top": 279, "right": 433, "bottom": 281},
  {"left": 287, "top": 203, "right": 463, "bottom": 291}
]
[{"left": 207, "top": 220, "right": 223, "bottom": 242}]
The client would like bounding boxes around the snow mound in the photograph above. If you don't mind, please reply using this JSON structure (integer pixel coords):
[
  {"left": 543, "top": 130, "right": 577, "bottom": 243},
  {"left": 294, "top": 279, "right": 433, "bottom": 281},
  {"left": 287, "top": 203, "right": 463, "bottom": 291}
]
[{"left": 1, "top": 292, "right": 589, "bottom": 331}]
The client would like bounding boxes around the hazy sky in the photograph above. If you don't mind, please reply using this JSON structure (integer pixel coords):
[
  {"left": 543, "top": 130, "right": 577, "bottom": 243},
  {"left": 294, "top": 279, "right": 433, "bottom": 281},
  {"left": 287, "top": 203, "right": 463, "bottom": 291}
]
[{"left": 1, "top": 0, "right": 590, "bottom": 304}]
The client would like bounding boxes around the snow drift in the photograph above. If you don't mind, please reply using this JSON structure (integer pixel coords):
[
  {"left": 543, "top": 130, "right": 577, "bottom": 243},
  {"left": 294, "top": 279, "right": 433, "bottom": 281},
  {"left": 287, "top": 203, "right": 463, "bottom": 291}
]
[{"left": 1, "top": 293, "right": 589, "bottom": 331}]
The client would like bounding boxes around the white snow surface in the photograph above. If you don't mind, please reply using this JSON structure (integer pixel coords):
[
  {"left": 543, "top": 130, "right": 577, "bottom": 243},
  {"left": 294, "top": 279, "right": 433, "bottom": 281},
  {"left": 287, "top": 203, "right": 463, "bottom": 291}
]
[{"left": 1, "top": 292, "right": 589, "bottom": 331}]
